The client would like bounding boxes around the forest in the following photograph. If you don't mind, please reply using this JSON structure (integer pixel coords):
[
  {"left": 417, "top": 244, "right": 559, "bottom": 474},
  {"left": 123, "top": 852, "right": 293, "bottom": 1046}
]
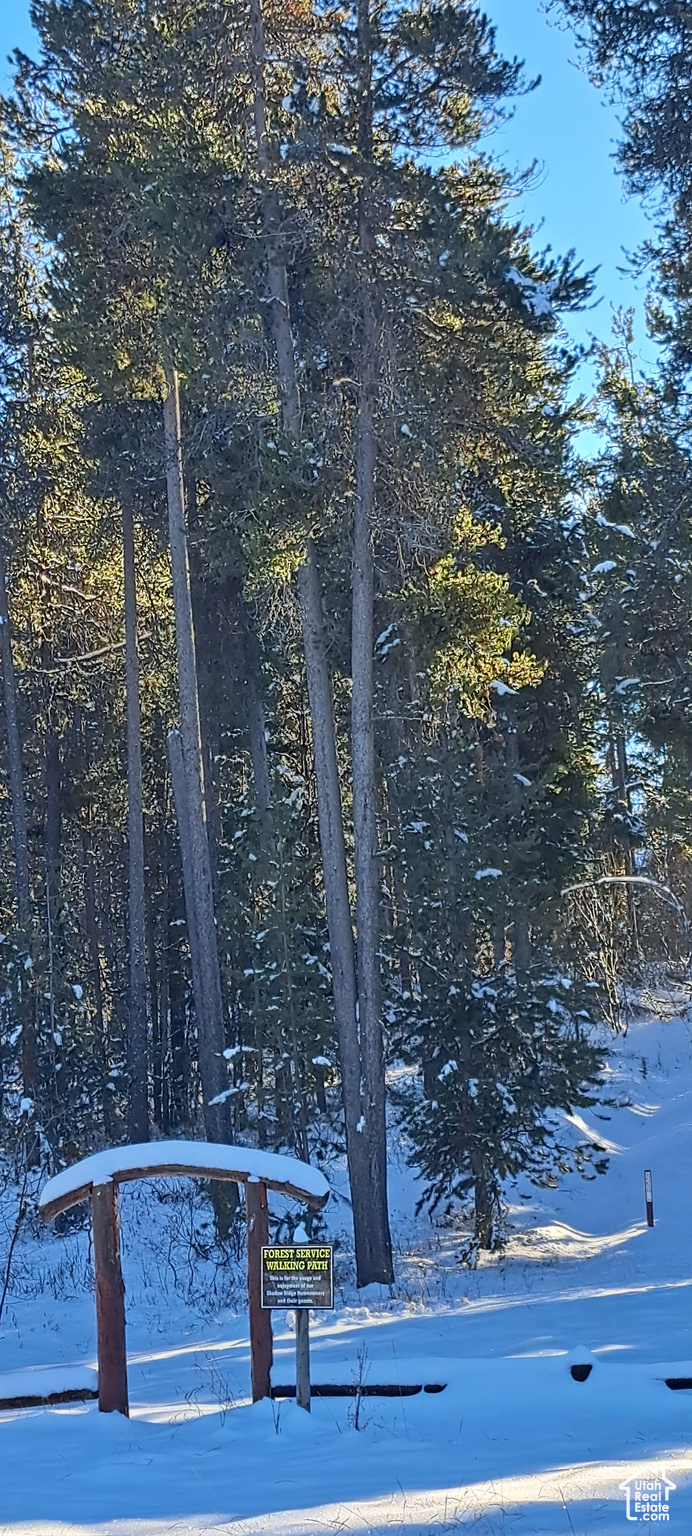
[{"left": 0, "top": 0, "right": 691, "bottom": 1295}]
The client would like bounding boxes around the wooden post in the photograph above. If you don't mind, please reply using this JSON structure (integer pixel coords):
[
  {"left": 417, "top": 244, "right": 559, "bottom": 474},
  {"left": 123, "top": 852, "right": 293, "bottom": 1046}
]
[
  {"left": 295, "top": 1307, "right": 310, "bottom": 1411},
  {"left": 245, "top": 1178, "right": 272, "bottom": 1401},
  {"left": 645, "top": 1168, "right": 654, "bottom": 1227},
  {"left": 91, "top": 1182, "right": 129, "bottom": 1416}
]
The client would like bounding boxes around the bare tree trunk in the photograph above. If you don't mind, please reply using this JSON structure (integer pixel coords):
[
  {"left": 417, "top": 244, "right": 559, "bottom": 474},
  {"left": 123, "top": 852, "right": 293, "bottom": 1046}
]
[
  {"left": 165, "top": 826, "right": 187, "bottom": 1129},
  {"left": 352, "top": 386, "right": 392, "bottom": 1281},
  {"left": 156, "top": 816, "right": 171, "bottom": 1132},
  {"left": 381, "top": 670, "right": 413, "bottom": 997},
  {"left": 612, "top": 729, "right": 641, "bottom": 966},
  {"left": 247, "top": 0, "right": 388, "bottom": 1282},
  {"left": 0, "top": 526, "right": 35, "bottom": 1098},
  {"left": 43, "top": 712, "right": 61, "bottom": 1103},
  {"left": 44, "top": 718, "right": 61, "bottom": 910},
  {"left": 82, "top": 826, "right": 109, "bottom": 1130},
  {"left": 349, "top": 0, "right": 393, "bottom": 1281},
  {"left": 506, "top": 724, "right": 531, "bottom": 975},
  {"left": 0, "top": 528, "right": 30, "bottom": 928},
  {"left": 296, "top": 553, "right": 377, "bottom": 1275},
  {"left": 470, "top": 1147, "right": 495, "bottom": 1250},
  {"left": 145, "top": 823, "right": 163, "bottom": 1130},
  {"left": 121, "top": 478, "right": 149, "bottom": 1142},
  {"left": 163, "top": 370, "right": 232, "bottom": 1147}
]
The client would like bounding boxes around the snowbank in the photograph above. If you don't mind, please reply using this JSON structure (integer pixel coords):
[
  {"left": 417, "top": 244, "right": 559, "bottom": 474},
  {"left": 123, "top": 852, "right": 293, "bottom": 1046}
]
[
  {"left": 39, "top": 1140, "right": 329, "bottom": 1218},
  {"left": 7, "top": 1005, "right": 692, "bottom": 1533}
]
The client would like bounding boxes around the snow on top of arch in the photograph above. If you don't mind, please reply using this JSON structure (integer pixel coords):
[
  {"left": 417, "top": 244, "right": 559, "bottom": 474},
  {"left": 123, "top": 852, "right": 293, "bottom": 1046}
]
[{"left": 39, "top": 1140, "right": 329, "bottom": 1210}]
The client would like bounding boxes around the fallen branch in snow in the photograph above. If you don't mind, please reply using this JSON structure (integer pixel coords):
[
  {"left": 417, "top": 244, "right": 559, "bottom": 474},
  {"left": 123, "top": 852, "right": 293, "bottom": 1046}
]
[{"left": 0, "top": 1366, "right": 98, "bottom": 1411}]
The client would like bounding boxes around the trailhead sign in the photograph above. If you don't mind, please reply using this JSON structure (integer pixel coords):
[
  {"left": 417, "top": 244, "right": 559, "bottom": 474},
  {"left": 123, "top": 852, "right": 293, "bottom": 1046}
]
[{"left": 261, "top": 1245, "right": 334, "bottom": 1309}]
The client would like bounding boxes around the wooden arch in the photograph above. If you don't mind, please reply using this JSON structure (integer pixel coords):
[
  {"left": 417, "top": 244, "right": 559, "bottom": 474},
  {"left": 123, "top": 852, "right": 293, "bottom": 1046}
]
[{"left": 39, "top": 1142, "right": 329, "bottom": 1416}]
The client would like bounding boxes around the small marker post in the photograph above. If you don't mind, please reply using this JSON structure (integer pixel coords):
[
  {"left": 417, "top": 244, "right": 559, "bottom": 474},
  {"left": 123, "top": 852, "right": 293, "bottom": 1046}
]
[{"left": 644, "top": 1168, "right": 654, "bottom": 1228}]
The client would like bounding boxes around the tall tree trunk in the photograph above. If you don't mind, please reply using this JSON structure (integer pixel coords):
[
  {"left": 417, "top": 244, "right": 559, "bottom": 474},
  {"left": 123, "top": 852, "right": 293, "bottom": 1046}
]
[
  {"left": 348, "top": 0, "right": 393, "bottom": 1280},
  {"left": 122, "top": 478, "right": 149, "bottom": 1141},
  {"left": 505, "top": 722, "right": 531, "bottom": 975},
  {"left": 165, "top": 825, "right": 188, "bottom": 1129},
  {"left": 351, "top": 374, "right": 392, "bottom": 1281},
  {"left": 0, "top": 526, "right": 35, "bottom": 1100},
  {"left": 0, "top": 528, "right": 30, "bottom": 928},
  {"left": 145, "top": 822, "right": 164, "bottom": 1131},
  {"left": 162, "top": 369, "right": 232, "bottom": 1146},
  {"left": 43, "top": 711, "right": 61, "bottom": 1103},
  {"left": 381, "top": 669, "right": 413, "bottom": 997},
  {"left": 81, "top": 826, "right": 109, "bottom": 1132},
  {"left": 470, "top": 1147, "right": 495, "bottom": 1250},
  {"left": 44, "top": 717, "right": 61, "bottom": 907},
  {"left": 247, "top": 0, "right": 389, "bottom": 1281},
  {"left": 612, "top": 728, "right": 641, "bottom": 966},
  {"left": 296, "top": 553, "right": 380, "bottom": 1275}
]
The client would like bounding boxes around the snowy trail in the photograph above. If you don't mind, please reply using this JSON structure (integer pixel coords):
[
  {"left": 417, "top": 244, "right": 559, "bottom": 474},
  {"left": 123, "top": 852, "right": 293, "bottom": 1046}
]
[{"left": 3, "top": 1008, "right": 692, "bottom": 1532}]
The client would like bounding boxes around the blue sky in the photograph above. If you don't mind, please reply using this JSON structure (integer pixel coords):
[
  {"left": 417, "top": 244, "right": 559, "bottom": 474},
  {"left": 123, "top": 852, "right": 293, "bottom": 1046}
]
[
  {"left": 0, "top": 0, "right": 35, "bottom": 87},
  {"left": 485, "top": 1, "right": 655, "bottom": 366},
  {"left": 0, "top": 0, "right": 657, "bottom": 411}
]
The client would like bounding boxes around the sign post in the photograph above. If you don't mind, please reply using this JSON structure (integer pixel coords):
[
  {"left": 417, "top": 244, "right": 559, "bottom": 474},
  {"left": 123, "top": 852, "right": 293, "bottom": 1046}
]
[
  {"left": 261, "top": 1244, "right": 334, "bottom": 1411},
  {"left": 295, "top": 1307, "right": 310, "bottom": 1411},
  {"left": 645, "top": 1169, "right": 654, "bottom": 1227}
]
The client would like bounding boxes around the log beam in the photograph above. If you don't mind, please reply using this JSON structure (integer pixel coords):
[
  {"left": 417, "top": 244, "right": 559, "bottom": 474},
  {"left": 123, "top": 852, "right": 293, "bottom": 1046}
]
[{"left": 41, "top": 1161, "right": 327, "bottom": 1223}]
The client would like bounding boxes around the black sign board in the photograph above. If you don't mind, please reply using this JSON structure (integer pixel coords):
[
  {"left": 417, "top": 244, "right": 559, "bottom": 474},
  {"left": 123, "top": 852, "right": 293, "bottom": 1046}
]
[{"left": 261, "top": 1245, "right": 334, "bottom": 1309}]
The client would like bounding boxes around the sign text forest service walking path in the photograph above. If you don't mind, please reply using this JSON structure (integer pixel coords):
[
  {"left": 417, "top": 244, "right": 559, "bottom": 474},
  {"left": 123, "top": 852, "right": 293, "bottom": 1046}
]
[{"left": 261, "top": 1245, "right": 334, "bottom": 1309}]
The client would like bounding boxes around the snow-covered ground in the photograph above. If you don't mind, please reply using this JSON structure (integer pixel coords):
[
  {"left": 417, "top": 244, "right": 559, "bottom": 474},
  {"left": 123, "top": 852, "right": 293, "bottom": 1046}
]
[{"left": 2, "top": 1000, "right": 692, "bottom": 1533}]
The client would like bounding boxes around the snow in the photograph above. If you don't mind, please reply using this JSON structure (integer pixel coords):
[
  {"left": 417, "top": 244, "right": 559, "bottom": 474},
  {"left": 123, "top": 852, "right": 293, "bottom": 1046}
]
[
  {"left": 506, "top": 266, "right": 558, "bottom": 319},
  {"left": 6, "top": 1004, "right": 692, "bottom": 1531},
  {"left": 593, "top": 559, "right": 618, "bottom": 574},
  {"left": 39, "top": 1141, "right": 330, "bottom": 1211},
  {"left": 597, "top": 514, "right": 636, "bottom": 538},
  {"left": 474, "top": 866, "right": 502, "bottom": 880},
  {"left": 375, "top": 624, "right": 401, "bottom": 659},
  {"left": 490, "top": 679, "right": 517, "bottom": 695},
  {"left": 208, "top": 1086, "right": 236, "bottom": 1106}
]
